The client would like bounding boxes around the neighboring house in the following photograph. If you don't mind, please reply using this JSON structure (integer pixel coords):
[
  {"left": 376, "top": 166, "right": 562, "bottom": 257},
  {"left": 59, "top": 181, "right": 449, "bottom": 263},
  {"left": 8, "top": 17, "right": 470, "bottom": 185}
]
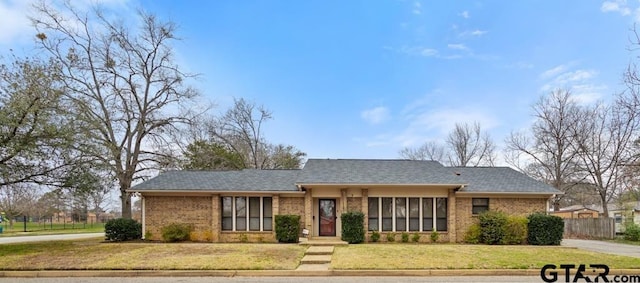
[
  {"left": 550, "top": 204, "right": 601, "bottom": 219},
  {"left": 128, "top": 159, "right": 561, "bottom": 243},
  {"left": 608, "top": 202, "right": 640, "bottom": 233}
]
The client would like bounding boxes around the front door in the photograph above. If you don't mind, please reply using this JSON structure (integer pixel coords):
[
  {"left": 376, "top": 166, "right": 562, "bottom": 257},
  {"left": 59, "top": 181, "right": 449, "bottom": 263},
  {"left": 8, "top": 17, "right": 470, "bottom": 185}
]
[{"left": 319, "top": 199, "right": 336, "bottom": 236}]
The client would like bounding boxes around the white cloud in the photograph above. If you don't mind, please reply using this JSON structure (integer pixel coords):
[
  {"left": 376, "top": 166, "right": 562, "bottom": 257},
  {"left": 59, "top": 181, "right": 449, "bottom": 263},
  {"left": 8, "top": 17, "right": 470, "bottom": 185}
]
[
  {"left": 601, "top": 0, "right": 631, "bottom": 15},
  {"left": 412, "top": 1, "right": 422, "bottom": 15},
  {"left": 459, "top": 29, "right": 488, "bottom": 37},
  {"left": 0, "top": 0, "right": 33, "bottom": 45},
  {"left": 361, "top": 106, "right": 390, "bottom": 125},
  {"left": 447, "top": 43, "right": 468, "bottom": 51},
  {"left": 460, "top": 11, "right": 469, "bottom": 18},
  {"left": 420, "top": 48, "right": 439, "bottom": 56},
  {"left": 539, "top": 64, "right": 607, "bottom": 103},
  {"left": 539, "top": 64, "right": 568, "bottom": 79}
]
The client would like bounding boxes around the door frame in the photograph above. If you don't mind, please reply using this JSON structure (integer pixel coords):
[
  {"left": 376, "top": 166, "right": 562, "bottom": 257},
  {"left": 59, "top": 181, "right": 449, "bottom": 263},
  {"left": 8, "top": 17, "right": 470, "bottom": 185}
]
[{"left": 318, "top": 198, "right": 336, "bottom": 236}]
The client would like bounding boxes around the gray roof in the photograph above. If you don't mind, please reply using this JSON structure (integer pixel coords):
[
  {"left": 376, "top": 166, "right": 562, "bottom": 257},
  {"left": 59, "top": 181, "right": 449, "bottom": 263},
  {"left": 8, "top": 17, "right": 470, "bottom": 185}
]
[
  {"left": 296, "top": 159, "right": 466, "bottom": 185},
  {"left": 452, "top": 167, "right": 561, "bottom": 194},
  {"left": 131, "top": 169, "right": 300, "bottom": 192}
]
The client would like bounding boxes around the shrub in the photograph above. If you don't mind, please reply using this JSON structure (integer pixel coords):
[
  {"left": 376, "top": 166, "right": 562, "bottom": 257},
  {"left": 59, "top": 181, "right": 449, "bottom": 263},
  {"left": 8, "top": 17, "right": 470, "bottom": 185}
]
[
  {"left": 502, "top": 216, "right": 528, "bottom": 245},
  {"left": 105, "top": 218, "right": 142, "bottom": 242},
  {"left": 464, "top": 223, "right": 482, "bottom": 244},
  {"left": 370, "top": 231, "right": 380, "bottom": 242},
  {"left": 479, "top": 211, "right": 507, "bottom": 245},
  {"left": 411, "top": 233, "right": 420, "bottom": 243},
  {"left": 341, "top": 211, "right": 365, "bottom": 244},
  {"left": 430, "top": 230, "right": 439, "bottom": 243},
  {"left": 161, "top": 223, "right": 192, "bottom": 242},
  {"left": 624, "top": 223, "right": 640, "bottom": 241},
  {"left": 239, "top": 233, "right": 249, "bottom": 243},
  {"left": 386, "top": 233, "right": 396, "bottom": 242},
  {"left": 401, "top": 232, "right": 409, "bottom": 243},
  {"left": 527, "top": 213, "right": 564, "bottom": 245},
  {"left": 275, "top": 215, "right": 300, "bottom": 243}
]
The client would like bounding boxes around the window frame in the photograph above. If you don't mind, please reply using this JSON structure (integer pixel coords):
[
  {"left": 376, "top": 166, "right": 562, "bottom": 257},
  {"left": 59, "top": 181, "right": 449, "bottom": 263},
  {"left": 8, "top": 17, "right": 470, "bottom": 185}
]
[
  {"left": 472, "top": 198, "right": 490, "bottom": 215},
  {"left": 221, "top": 196, "right": 273, "bottom": 232},
  {"left": 367, "top": 196, "right": 447, "bottom": 232}
]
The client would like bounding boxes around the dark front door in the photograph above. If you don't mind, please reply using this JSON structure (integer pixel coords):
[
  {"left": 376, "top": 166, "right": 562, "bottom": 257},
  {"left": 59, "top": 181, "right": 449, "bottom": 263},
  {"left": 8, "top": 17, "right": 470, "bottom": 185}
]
[{"left": 319, "top": 199, "right": 336, "bottom": 236}]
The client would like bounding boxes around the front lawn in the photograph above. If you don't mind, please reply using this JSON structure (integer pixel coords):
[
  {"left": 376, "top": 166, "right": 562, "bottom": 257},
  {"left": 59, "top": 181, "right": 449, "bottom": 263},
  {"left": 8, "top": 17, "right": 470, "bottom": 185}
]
[
  {"left": 332, "top": 244, "right": 640, "bottom": 269},
  {"left": 0, "top": 238, "right": 306, "bottom": 270}
]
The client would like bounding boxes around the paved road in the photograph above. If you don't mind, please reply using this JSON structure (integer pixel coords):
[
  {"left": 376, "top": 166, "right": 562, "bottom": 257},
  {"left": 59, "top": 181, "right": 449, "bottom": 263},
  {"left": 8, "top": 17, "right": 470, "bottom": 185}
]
[
  {"left": 562, "top": 239, "right": 640, "bottom": 258},
  {"left": 0, "top": 233, "right": 104, "bottom": 244},
  {"left": 0, "top": 276, "right": 544, "bottom": 283}
]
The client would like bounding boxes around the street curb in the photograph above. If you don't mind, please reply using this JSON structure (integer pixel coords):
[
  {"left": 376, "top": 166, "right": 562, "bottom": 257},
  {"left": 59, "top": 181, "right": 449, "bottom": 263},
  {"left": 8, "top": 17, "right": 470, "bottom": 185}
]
[{"left": 2, "top": 269, "right": 640, "bottom": 277}]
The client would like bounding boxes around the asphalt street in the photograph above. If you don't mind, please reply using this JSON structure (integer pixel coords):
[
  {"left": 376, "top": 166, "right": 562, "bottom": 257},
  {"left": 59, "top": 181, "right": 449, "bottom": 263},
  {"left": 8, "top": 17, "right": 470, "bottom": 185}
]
[{"left": 0, "top": 233, "right": 105, "bottom": 244}]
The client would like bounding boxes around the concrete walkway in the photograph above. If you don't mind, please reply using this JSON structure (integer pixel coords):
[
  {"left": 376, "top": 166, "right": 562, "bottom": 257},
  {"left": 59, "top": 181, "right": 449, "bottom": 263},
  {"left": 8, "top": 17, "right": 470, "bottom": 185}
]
[
  {"left": 562, "top": 239, "right": 640, "bottom": 258},
  {"left": 0, "top": 233, "right": 105, "bottom": 244}
]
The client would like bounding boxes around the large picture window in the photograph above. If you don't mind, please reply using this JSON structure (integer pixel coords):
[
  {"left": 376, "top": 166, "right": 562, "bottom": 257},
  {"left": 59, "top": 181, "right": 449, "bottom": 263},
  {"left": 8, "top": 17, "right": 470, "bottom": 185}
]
[
  {"left": 221, "top": 196, "right": 272, "bottom": 232},
  {"left": 368, "top": 197, "right": 447, "bottom": 232}
]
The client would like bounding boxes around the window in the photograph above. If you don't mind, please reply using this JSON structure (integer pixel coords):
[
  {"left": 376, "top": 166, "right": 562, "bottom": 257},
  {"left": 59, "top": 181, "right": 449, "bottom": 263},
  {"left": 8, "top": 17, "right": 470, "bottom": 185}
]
[
  {"left": 423, "top": 197, "right": 433, "bottom": 231},
  {"left": 395, "top": 198, "right": 406, "bottom": 231},
  {"left": 472, "top": 198, "right": 489, "bottom": 215},
  {"left": 367, "top": 197, "right": 447, "bottom": 232},
  {"left": 221, "top": 196, "right": 272, "bottom": 232},
  {"left": 408, "top": 198, "right": 420, "bottom": 231},
  {"left": 436, "top": 198, "right": 447, "bottom": 231},
  {"left": 368, "top": 198, "right": 379, "bottom": 231},
  {"left": 382, "top": 198, "right": 393, "bottom": 231}
]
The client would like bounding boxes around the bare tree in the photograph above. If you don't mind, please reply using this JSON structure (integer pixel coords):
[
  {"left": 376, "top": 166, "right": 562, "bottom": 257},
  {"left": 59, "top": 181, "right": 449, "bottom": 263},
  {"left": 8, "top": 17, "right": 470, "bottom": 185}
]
[
  {"left": 446, "top": 122, "right": 496, "bottom": 166},
  {"left": 31, "top": 2, "right": 200, "bottom": 218},
  {"left": 0, "top": 184, "right": 38, "bottom": 228},
  {"left": 570, "top": 100, "right": 638, "bottom": 217},
  {"left": 399, "top": 141, "right": 446, "bottom": 162},
  {"left": 505, "top": 90, "right": 581, "bottom": 210}
]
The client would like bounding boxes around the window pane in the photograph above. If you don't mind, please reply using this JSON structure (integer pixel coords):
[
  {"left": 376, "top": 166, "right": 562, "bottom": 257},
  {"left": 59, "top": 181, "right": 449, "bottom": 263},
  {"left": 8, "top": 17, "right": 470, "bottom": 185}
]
[
  {"left": 368, "top": 198, "right": 379, "bottom": 231},
  {"left": 236, "top": 197, "right": 246, "bottom": 230},
  {"left": 249, "top": 197, "right": 260, "bottom": 231},
  {"left": 396, "top": 198, "right": 406, "bottom": 231},
  {"left": 472, "top": 198, "right": 489, "bottom": 206},
  {"left": 472, "top": 206, "right": 488, "bottom": 215},
  {"left": 423, "top": 198, "right": 433, "bottom": 217},
  {"left": 222, "top": 197, "right": 233, "bottom": 231},
  {"left": 409, "top": 198, "right": 419, "bottom": 231},
  {"left": 263, "top": 197, "right": 272, "bottom": 231},
  {"left": 382, "top": 198, "right": 393, "bottom": 231},
  {"left": 436, "top": 198, "right": 447, "bottom": 231}
]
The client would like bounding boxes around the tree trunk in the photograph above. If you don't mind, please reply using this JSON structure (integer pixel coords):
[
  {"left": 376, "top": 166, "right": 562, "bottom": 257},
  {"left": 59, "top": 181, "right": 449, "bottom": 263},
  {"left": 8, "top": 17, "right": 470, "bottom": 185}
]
[{"left": 120, "top": 191, "right": 132, "bottom": 219}]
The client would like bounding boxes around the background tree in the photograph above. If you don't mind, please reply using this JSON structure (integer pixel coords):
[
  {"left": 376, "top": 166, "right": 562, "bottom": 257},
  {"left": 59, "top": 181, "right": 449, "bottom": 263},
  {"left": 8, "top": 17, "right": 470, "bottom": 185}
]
[
  {"left": 31, "top": 2, "right": 201, "bottom": 218},
  {"left": 446, "top": 122, "right": 496, "bottom": 166},
  {"left": 398, "top": 121, "right": 495, "bottom": 167},
  {"left": 0, "top": 184, "right": 39, "bottom": 228},
  {"left": 504, "top": 90, "right": 582, "bottom": 211},
  {"left": 398, "top": 141, "right": 445, "bottom": 162},
  {"left": 0, "top": 56, "right": 74, "bottom": 188}
]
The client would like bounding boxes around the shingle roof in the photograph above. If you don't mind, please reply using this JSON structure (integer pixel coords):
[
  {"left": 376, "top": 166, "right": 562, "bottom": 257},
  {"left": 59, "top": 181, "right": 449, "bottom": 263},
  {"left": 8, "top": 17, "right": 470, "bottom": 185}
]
[
  {"left": 451, "top": 167, "right": 561, "bottom": 194},
  {"left": 131, "top": 169, "right": 300, "bottom": 192},
  {"left": 295, "top": 159, "right": 466, "bottom": 185}
]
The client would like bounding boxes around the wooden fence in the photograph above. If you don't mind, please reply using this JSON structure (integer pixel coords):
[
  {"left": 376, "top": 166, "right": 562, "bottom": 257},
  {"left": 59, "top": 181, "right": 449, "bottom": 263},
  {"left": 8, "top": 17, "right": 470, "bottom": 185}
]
[{"left": 563, "top": 218, "right": 615, "bottom": 239}]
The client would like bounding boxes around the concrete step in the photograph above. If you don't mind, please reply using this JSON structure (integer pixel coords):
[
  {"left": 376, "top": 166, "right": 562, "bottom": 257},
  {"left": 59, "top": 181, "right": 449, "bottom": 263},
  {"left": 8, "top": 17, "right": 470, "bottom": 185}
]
[
  {"left": 305, "top": 246, "right": 334, "bottom": 255},
  {"left": 295, "top": 263, "right": 330, "bottom": 271},
  {"left": 300, "top": 254, "right": 332, "bottom": 264}
]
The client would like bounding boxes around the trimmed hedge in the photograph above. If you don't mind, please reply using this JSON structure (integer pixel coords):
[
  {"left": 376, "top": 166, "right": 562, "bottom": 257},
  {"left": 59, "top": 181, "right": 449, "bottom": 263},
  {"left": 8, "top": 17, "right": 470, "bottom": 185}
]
[
  {"left": 275, "top": 215, "right": 300, "bottom": 243},
  {"left": 502, "top": 216, "right": 528, "bottom": 245},
  {"left": 161, "top": 223, "right": 192, "bottom": 242},
  {"left": 463, "top": 223, "right": 481, "bottom": 244},
  {"left": 341, "top": 211, "right": 365, "bottom": 244},
  {"left": 105, "top": 218, "right": 142, "bottom": 242},
  {"left": 624, "top": 223, "right": 640, "bottom": 241},
  {"left": 527, "top": 213, "right": 564, "bottom": 245}
]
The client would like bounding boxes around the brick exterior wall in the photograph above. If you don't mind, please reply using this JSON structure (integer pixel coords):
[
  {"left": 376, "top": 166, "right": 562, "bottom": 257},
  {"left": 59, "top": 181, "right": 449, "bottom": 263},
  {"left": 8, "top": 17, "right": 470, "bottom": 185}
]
[
  {"left": 455, "top": 197, "right": 548, "bottom": 242},
  {"left": 279, "top": 196, "right": 305, "bottom": 235},
  {"left": 347, "top": 197, "right": 362, "bottom": 212},
  {"left": 144, "top": 195, "right": 213, "bottom": 242}
]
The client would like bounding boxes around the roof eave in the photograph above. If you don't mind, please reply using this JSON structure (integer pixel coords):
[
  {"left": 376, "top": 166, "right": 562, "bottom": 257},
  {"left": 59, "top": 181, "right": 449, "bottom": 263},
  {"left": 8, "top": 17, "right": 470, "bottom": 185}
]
[
  {"left": 455, "top": 191, "right": 561, "bottom": 196},
  {"left": 127, "top": 189, "right": 304, "bottom": 195},
  {"left": 295, "top": 183, "right": 468, "bottom": 187}
]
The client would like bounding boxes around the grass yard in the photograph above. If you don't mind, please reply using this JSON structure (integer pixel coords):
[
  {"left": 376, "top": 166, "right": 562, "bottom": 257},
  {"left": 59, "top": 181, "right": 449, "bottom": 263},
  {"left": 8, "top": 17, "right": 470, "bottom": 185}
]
[
  {"left": 331, "top": 244, "right": 640, "bottom": 270},
  {"left": 0, "top": 222, "right": 105, "bottom": 237},
  {"left": 0, "top": 238, "right": 306, "bottom": 270}
]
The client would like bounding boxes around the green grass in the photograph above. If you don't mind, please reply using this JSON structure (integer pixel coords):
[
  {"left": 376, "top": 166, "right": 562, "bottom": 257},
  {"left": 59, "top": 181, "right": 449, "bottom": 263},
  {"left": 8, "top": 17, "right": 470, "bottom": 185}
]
[
  {"left": 0, "top": 238, "right": 306, "bottom": 270},
  {"left": 332, "top": 244, "right": 640, "bottom": 270},
  {"left": 608, "top": 237, "right": 640, "bottom": 246},
  {"left": 0, "top": 222, "right": 105, "bottom": 237}
]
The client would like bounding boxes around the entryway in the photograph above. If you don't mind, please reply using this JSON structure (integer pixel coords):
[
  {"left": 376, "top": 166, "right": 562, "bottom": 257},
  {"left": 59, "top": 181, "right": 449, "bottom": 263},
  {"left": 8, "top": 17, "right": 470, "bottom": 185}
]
[{"left": 318, "top": 199, "right": 336, "bottom": 236}]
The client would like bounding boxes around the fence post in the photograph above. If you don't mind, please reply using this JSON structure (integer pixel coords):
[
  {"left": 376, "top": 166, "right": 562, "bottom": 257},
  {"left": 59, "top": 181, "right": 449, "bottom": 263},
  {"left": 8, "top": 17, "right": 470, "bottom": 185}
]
[{"left": 23, "top": 215, "right": 27, "bottom": 232}]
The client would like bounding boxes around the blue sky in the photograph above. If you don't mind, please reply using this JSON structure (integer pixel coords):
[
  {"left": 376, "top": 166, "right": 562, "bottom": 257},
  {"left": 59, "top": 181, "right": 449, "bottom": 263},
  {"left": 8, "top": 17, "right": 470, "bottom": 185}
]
[{"left": 2, "top": 0, "right": 639, "bottom": 163}]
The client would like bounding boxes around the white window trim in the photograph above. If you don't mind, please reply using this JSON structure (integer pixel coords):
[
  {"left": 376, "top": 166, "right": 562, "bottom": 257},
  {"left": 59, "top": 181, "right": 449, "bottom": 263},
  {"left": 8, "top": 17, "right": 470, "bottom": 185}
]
[
  {"left": 369, "top": 197, "right": 446, "bottom": 233},
  {"left": 223, "top": 196, "right": 272, "bottom": 232}
]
